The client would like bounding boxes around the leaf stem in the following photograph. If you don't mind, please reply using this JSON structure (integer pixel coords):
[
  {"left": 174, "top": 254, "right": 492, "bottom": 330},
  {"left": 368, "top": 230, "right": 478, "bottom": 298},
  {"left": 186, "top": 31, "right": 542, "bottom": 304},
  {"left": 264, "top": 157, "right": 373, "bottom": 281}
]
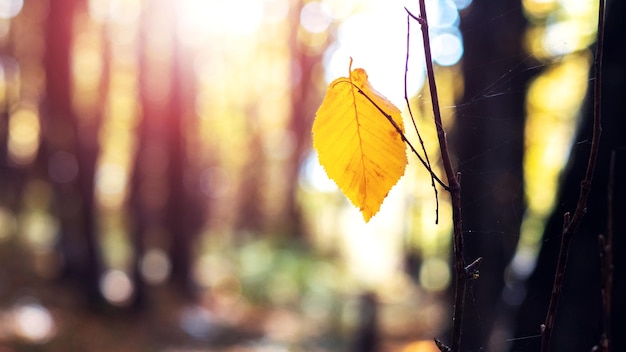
[
  {"left": 540, "top": 0, "right": 605, "bottom": 350},
  {"left": 407, "top": 3, "right": 465, "bottom": 351}
]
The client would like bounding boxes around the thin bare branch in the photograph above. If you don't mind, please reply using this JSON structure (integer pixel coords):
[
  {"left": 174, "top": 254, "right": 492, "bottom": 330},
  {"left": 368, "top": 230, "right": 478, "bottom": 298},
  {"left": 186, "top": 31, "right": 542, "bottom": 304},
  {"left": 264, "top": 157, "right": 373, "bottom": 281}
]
[
  {"left": 407, "top": 3, "right": 465, "bottom": 351},
  {"left": 541, "top": 0, "right": 605, "bottom": 350},
  {"left": 349, "top": 85, "right": 450, "bottom": 190},
  {"left": 404, "top": 14, "right": 440, "bottom": 224}
]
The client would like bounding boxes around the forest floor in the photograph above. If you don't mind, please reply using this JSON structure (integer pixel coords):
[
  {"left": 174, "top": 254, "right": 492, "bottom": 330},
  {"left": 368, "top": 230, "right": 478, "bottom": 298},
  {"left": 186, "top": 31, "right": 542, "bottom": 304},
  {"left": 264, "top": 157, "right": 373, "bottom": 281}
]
[{"left": 0, "top": 240, "right": 445, "bottom": 352}]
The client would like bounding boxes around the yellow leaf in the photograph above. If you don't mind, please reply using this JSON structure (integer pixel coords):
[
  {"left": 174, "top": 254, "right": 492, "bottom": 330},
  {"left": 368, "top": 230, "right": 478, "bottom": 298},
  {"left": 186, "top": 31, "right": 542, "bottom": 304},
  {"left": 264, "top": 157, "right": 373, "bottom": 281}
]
[{"left": 312, "top": 67, "right": 407, "bottom": 222}]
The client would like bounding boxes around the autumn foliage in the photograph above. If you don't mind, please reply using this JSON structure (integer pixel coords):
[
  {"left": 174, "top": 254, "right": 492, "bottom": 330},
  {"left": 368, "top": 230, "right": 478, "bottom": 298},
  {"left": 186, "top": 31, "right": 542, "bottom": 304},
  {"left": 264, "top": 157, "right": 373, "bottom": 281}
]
[{"left": 312, "top": 65, "right": 407, "bottom": 222}]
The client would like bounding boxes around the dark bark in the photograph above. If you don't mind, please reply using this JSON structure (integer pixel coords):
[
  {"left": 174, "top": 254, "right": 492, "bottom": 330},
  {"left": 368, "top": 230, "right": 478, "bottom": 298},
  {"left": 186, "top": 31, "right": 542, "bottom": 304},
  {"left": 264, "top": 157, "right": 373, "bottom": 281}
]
[
  {"left": 351, "top": 292, "right": 380, "bottom": 352},
  {"left": 0, "top": 58, "right": 22, "bottom": 209},
  {"left": 450, "top": 1, "right": 532, "bottom": 349},
  {"left": 513, "top": 0, "right": 626, "bottom": 350},
  {"left": 166, "top": 23, "right": 201, "bottom": 298},
  {"left": 43, "top": 0, "right": 103, "bottom": 306},
  {"left": 131, "top": 0, "right": 171, "bottom": 306}
]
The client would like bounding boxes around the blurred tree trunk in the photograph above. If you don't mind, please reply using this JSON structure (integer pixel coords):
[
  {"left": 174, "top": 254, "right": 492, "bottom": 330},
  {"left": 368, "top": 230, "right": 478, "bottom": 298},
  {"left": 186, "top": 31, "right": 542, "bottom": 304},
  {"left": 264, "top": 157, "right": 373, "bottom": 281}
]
[
  {"left": 0, "top": 58, "right": 21, "bottom": 210},
  {"left": 42, "top": 0, "right": 103, "bottom": 305},
  {"left": 513, "top": 1, "right": 626, "bottom": 350},
  {"left": 131, "top": 0, "right": 202, "bottom": 301},
  {"left": 235, "top": 1, "right": 330, "bottom": 239},
  {"left": 166, "top": 12, "right": 203, "bottom": 298},
  {"left": 130, "top": 0, "right": 167, "bottom": 307},
  {"left": 235, "top": 129, "right": 265, "bottom": 233},
  {"left": 281, "top": 0, "right": 325, "bottom": 237},
  {"left": 451, "top": 1, "right": 532, "bottom": 349},
  {"left": 351, "top": 292, "right": 380, "bottom": 352}
]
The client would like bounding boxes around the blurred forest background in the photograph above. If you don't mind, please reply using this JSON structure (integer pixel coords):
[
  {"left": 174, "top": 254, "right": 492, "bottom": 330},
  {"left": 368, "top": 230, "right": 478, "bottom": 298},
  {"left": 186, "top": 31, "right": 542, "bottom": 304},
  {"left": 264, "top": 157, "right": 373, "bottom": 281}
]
[{"left": 0, "top": 0, "right": 623, "bottom": 351}]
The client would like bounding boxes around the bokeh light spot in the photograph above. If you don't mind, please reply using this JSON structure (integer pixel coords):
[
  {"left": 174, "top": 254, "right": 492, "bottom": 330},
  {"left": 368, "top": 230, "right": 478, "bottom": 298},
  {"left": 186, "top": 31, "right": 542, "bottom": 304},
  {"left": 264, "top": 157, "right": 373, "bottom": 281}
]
[
  {"left": 12, "top": 300, "right": 55, "bottom": 343},
  {"left": 179, "top": 305, "right": 217, "bottom": 339},
  {"left": 100, "top": 269, "right": 134, "bottom": 306},
  {"left": 0, "top": 207, "right": 17, "bottom": 241},
  {"left": 432, "top": 31, "right": 463, "bottom": 66},
  {"left": 427, "top": 0, "right": 459, "bottom": 28},
  {"left": 419, "top": 257, "right": 450, "bottom": 291},
  {"left": 8, "top": 107, "right": 40, "bottom": 166},
  {"left": 22, "top": 212, "right": 58, "bottom": 250},
  {"left": 452, "top": 0, "right": 473, "bottom": 10},
  {"left": 95, "top": 163, "right": 128, "bottom": 209},
  {"left": 141, "top": 248, "right": 171, "bottom": 285},
  {"left": 300, "top": 1, "right": 332, "bottom": 34}
]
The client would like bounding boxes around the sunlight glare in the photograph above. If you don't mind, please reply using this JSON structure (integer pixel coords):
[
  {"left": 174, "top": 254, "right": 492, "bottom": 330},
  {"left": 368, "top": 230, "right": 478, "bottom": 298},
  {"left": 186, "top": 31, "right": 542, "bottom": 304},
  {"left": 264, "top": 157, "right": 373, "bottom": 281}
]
[
  {"left": 178, "top": 0, "right": 264, "bottom": 37},
  {"left": 300, "top": 152, "right": 337, "bottom": 193},
  {"left": 339, "top": 184, "right": 407, "bottom": 288},
  {"left": 324, "top": 5, "right": 425, "bottom": 107},
  {"left": 543, "top": 21, "right": 581, "bottom": 56},
  {"left": 0, "top": 0, "right": 23, "bottom": 19},
  {"left": 88, "top": 0, "right": 141, "bottom": 24},
  {"left": 323, "top": 0, "right": 356, "bottom": 20},
  {"left": 264, "top": 0, "right": 289, "bottom": 24},
  {"left": 324, "top": 0, "right": 464, "bottom": 106}
]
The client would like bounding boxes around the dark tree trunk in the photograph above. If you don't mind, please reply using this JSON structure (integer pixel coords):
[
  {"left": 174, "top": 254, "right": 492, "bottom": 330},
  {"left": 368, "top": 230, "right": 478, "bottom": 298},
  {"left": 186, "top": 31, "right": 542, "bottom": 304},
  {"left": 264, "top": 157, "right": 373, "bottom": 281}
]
[
  {"left": 451, "top": 1, "right": 532, "bottom": 349},
  {"left": 166, "top": 22, "right": 200, "bottom": 299},
  {"left": 513, "top": 1, "right": 626, "bottom": 351},
  {"left": 351, "top": 292, "right": 380, "bottom": 352},
  {"left": 43, "top": 0, "right": 103, "bottom": 306},
  {"left": 0, "top": 58, "right": 21, "bottom": 209},
  {"left": 131, "top": 0, "right": 163, "bottom": 309}
]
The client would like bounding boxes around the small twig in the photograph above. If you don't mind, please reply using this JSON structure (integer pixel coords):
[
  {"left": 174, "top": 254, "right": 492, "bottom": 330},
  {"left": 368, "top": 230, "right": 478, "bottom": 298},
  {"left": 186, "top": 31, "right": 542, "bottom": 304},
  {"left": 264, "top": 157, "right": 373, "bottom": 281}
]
[
  {"left": 407, "top": 3, "right": 465, "bottom": 351},
  {"left": 465, "top": 256, "right": 483, "bottom": 280},
  {"left": 540, "top": 0, "right": 605, "bottom": 350},
  {"left": 434, "top": 338, "right": 452, "bottom": 352},
  {"left": 404, "top": 14, "right": 440, "bottom": 224}
]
